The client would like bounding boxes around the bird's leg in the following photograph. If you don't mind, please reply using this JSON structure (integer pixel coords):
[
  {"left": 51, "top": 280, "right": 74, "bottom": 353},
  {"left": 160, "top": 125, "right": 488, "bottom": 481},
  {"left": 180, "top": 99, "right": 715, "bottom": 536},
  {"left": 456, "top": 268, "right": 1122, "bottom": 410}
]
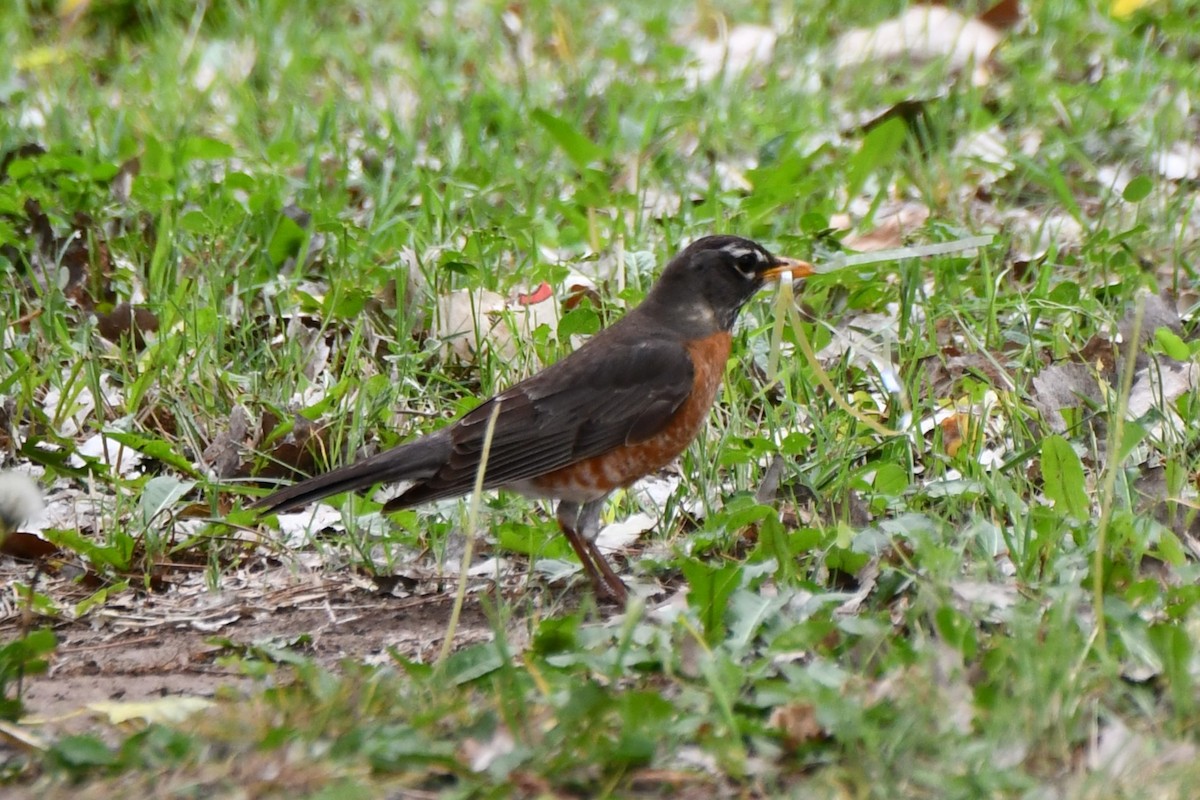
[
  {"left": 556, "top": 499, "right": 629, "bottom": 604},
  {"left": 576, "top": 499, "right": 631, "bottom": 603}
]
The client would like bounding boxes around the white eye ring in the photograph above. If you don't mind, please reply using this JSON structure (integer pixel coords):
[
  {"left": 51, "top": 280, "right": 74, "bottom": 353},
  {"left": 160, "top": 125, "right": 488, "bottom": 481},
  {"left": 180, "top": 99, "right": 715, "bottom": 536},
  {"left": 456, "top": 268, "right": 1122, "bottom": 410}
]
[{"left": 720, "top": 244, "right": 768, "bottom": 274}]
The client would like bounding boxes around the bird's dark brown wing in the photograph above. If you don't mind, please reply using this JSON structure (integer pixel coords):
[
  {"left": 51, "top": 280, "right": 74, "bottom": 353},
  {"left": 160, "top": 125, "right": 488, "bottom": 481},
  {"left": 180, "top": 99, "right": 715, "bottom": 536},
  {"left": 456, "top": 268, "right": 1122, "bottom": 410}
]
[{"left": 388, "top": 333, "right": 694, "bottom": 508}]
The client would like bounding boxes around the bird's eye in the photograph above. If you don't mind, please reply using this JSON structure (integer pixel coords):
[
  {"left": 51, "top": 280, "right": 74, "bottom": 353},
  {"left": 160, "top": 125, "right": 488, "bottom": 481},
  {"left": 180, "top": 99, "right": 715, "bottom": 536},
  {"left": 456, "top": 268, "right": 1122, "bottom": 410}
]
[
  {"left": 719, "top": 244, "right": 768, "bottom": 276},
  {"left": 735, "top": 252, "right": 762, "bottom": 275}
]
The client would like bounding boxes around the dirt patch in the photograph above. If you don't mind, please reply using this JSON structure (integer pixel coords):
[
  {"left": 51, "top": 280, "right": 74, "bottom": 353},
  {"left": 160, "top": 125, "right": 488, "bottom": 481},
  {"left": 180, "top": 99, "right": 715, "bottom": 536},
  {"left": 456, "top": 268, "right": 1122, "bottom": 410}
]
[{"left": 3, "top": 557, "right": 551, "bottom": 740}]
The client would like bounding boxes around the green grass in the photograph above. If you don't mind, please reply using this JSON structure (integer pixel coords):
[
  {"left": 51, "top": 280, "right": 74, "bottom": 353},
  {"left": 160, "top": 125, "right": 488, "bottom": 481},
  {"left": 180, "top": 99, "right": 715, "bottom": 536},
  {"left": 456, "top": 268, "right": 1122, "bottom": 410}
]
[{"left": 3, "top": 0, "right": 1200, "bottom": 796}]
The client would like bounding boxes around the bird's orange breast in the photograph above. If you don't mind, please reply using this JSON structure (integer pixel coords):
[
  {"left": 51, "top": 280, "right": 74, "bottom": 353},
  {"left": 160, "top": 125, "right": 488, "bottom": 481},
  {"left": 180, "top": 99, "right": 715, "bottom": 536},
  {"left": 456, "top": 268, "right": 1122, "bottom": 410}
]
[{"left": 528, "top": 331, "right": 732, "bottom": 500}]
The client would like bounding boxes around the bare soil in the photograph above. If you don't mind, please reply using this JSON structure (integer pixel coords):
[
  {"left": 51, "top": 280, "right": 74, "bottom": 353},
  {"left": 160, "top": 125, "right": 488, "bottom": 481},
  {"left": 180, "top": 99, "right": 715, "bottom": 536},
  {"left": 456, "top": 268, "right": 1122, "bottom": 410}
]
[{"left": 3, "top": 557, "right": 543, "bottom": 740}]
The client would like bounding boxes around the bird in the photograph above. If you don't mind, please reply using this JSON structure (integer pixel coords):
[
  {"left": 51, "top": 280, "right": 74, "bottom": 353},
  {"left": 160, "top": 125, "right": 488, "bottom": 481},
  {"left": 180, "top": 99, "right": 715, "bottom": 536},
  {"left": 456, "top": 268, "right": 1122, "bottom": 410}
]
[{"left": 253, "top": 235, "right": 813, "bottom": 603}]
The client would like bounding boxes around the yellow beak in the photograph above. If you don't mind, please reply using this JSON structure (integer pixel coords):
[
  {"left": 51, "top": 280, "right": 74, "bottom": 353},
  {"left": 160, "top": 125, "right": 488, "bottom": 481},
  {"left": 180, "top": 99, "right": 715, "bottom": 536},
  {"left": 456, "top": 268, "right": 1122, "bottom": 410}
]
[{"left": 761, "top": 256, "right": 815, "bottom": 281}]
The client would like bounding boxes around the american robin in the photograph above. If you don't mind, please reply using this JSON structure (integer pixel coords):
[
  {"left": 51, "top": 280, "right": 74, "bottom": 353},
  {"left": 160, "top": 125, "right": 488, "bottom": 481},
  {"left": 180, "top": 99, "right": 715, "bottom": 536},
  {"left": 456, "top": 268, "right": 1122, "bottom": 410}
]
[{"left": 254, "top": 236, "right": 813, "bottom": 603}]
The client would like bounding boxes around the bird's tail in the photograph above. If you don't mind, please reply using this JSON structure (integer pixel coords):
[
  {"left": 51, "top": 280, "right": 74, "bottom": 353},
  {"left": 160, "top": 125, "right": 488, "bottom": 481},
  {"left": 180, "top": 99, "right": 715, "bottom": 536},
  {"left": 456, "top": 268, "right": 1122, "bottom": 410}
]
[{"left": 251, "top": 431, "right": 452, "bottom": 514}]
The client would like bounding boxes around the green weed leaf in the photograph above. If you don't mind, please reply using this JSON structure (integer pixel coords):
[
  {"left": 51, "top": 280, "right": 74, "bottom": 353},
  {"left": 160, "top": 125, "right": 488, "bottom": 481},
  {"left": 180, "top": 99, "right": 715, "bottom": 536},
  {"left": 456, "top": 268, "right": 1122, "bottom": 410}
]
[
  {"left": 845, "top": 117, "right": 907, "bottom": 203},
  {"left": 1122, "top": 175, "right": 1153, "bottom": 203},
  {"left": 1154, "top": 327, "right": 1190, "bottom": 361},
  {"left": 1041, "top": 435, "right": 1088, "bottom": 521},
  {"left": 531, "top": 109, "right": 604, "bottom": 169},
  {"left": 682, "top": 559, "right": 742, "bottom": 643}
]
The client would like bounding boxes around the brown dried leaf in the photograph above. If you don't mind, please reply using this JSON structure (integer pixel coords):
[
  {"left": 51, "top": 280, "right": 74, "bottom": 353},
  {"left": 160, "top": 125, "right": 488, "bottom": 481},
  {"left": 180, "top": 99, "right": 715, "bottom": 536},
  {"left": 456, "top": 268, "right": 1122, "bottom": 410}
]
[
  {"left": 978, "top": 0, "right": 1023, "bottom": 30},
  {"left": 204, "top": 405, "right": 255, "bottom": 480},
  {"left": 838, "top": 202, "right": 931, "bottom": 252},
  {"left": 96, "top": 302, "right": 159, "bottom": 350},
  {"left": 247, "top": 414, "right": 330, "bottom": 480},
  {"left": 109, "top": 155, "right": 140, "bottom": 204},
  {"left": 0, "top": 531, "right": 59, "bottom": 560},
  {"left": 1030, "top": 362, "right": 1104, "bottom": 434},
  {"left": 768, "top": 703, "right": 825, "bottom": 750}
]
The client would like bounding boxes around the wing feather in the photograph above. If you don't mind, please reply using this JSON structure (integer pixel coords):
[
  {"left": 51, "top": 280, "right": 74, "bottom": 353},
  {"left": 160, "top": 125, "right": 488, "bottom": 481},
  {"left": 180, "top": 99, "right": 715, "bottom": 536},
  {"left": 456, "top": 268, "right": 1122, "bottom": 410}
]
[{"left": 389, "top": 334, "right": 694, "bottom": 507}]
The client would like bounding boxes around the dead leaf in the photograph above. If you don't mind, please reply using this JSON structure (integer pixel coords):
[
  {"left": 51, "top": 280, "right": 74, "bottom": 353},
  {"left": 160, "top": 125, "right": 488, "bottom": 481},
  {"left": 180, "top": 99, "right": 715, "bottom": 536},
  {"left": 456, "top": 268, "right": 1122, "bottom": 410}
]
[
  {"left": 69, "top": 432, "right": 144, "bottom": 476},
  {"left": 920, "top": 349, "right": 1017, "bottom": 398},
  {"left": 1000, "top": 208, "right": 1085, "bottom": 266},
  {"left": 436, "top": 288, "right": 516, "bottom": 361},
  {"left": 595, "top": 512, "right": 655, "bottom": 552},
  {"left": 1120, "top": 291, "right": 1182, "bottom": 347},
  {"left": 1155, "top": 141, "right": 1200, "bottom": 181},
  {"left": 833, "top": 6, "right": 1004, "bottom": 87},
  {"left": 978, "top": 0, "right": 1023, "bottom": 30},
  {"left": 837, "top": 202, "right": 931, "bottom": 251},
  {"left": 22, "top": 198, "right": 94, "bottom": 307},
  {"left": 684, "top": 23, "right": 777, "bottom": 86},
  {"left": 249, "top": 413, "right": 330, "bottom": 481},
  {"left": 462, "top": 724, "right": 516, "bottom": 772},
  {"left": 517, "top": 281, "right": 553, "bottom": 306},
  {"left": 0, "top": 530, "right": 59, "bottom": 559},
  {"left": 435, "top": 279, "right": 578, "bottom": 364},
  {"left": 1030, "top": 362, "right": 1104, "bottom": 434},
  {"left": 95, "top": 302, "right": 159, "bottom": 350},
  {"left": 203, "top": 405, "right": 255, "bottom": 480},
  {"left": 768, "top": 703, "right": 825, "bottom": 750},
  {"left": 109, "top": 155, "right": 139, "bottom": 204},
  {"left": 1125, "top": 359, "right": 1198, "bottom": 422},
  {"left": 88, "top": 696, "right": 213, "bottom": 726}
]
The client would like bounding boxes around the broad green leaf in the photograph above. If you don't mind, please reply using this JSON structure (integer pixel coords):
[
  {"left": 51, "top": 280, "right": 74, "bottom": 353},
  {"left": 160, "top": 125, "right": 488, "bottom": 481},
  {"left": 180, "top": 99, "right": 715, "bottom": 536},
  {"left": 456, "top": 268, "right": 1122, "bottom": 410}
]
[
  {"left": 557, "top": 307, "right": 600, "bottom": 339},
  {"left": 845, "top": 117, "right": 907, "bottom": 203},
  {"left": 42, "top": 528, "right": 134, "bottom": 571},
  {"left": 1155, "top": 327, "right": 1190, "bottom": 361},
  {"left": 935, "top": 604, "right": 978, "bottom": 660},
  {"left": 442, "top": 642, "right": 504, "bottom": 685},
  {"left": 1154, "top": 527, "right": 1187, "bottom": 567},
  {"left": 50, "top": 734, "right": 117, "bottom": 768},
  {"left": 140, "top": 476, "right": 197, "bottom": 526},
  {"left": 1122, "top": 174, "right": 1153, "bottom": 202},
  {"left": 267, "top": 212, "right": 306, "bottom": 265},
  {"left": 1117, "top": 420, "right": 1149, "bottom": 463},
  {"left": 750, "top": 509, "right": 794, "bottom": 585},
  {"left": 681, "top": 559, "right": 742, "bottom": 643},
  {"left": 179, "top": 136, "right": 235, "bottom": 160},
  {"left": 531, "top": 109, "right": 604, "bottom": 169},
  {"left": 1041, "top": 435, "right": 1088, "bottom": 520},
  {"left": 871, "top": 462, "right": 910, "bottom": 496},
  {"left": 1149, "top": 623, "right": 1194, "bottom": 713}
]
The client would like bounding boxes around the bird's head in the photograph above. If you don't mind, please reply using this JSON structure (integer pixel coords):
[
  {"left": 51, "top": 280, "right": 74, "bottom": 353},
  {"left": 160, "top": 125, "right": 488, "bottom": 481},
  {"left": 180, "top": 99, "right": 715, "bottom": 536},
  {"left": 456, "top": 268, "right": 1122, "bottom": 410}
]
[{"left": 648, "top": 235, "right": 813, "bottom": 331}]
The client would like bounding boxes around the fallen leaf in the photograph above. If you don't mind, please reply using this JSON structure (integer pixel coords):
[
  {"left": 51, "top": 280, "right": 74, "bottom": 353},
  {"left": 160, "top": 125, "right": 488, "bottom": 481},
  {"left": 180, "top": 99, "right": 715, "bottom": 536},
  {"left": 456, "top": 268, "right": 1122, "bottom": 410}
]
[
  {"left": 88, "top": 696, "right": 213, "bottom": 726},
  {"left": 1030, "top": 362, "right": 1104, "bottom": 434},
  {"left": 768, "top": 703, "right": 824, "bottom": 749},
  {"left": 70, "top": 432, "right": 144, "bottom": 477},
  {"left": 203, "top": 404, "right": 254, "bottom": 480},
  {"left": 838, "top": 202, "right": 931, "bottom": 251},
  {"left": 95, "top": 302, "right": 159, "bottom": 350},
  {"left": 684, "top": 23, "right": 777, "bottom": 86},
  {"left": 833, "top": 6, "right": 1003, "bottom": 86},
  {"left": 0, "top": 531, "right": 59, "bottom": 559},
  {"left": 436, "top": 288, "right": 515, "bottom": 361},
  {"left": 1154, "top": 141, "right": 1200, "bottom": 181},
  {"left": 595, "top": 512, "right": 656, "bottom": 552},
  {"left": 462, "top": 724, "right": 516, "bottom": 772},
  {"left": 517, "top": 281, "right": 553, "bottom": 306}
]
